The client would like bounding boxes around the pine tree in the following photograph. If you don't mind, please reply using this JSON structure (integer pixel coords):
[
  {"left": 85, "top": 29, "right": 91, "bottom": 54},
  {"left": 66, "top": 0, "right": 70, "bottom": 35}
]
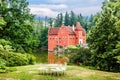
[
  {"left": 54, "top": 14, "right": 59, "bottom": 27},
  {"left": 45, "top": 16, "right": 47, "bottom": 28},
  {"left": 48, "top": 18, "right": 54, "bottom": 27},
  {"left": 77, "top": 14, "right": 84, "bottom": 26},
  {"left": 64, "top": 12, "right": 69, "bottom": 26},
  {"left": 70, "top": 11, "right": 77, "bottom": 26},
  {"left": 87, "top": 14, "right": 95, "bottom": 30},
  {"left": 59, "top": 13, "right": 63, "bottom": 26},
  {"left": 77, "top": 14, "right": 88, "bottom": 31},
  {"left": 54, "top": 13, "right": 63, "bottom": 27}
]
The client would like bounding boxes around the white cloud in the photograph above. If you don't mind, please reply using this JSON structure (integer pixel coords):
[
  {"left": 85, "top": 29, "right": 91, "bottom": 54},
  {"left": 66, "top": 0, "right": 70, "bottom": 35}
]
[
  {"left": 29, "top": 7, "right": 59, "bottom": 17},
  {"left": 47, "top": 0, "right": 67, "bottom": 3},
  {"left": 29, "top": 4, "right": 68, "bottom": 17},
  {"left": 89, "top": 0, "right": 98, "bottom": 2},
  {"left": 71, "top": 6, "right": 102, "bottom": 16},
  {"left": 29, "top": 4, "right": 68, "bottom": 10},
  {"left": 29, "top": 3, "right": 102, "bottom": 17},
  {"left": 47, "top": 0, "right": 86, "bottom": 3},
  {"left": 47, "top": 0, "right": 103, "bottom": 5}
]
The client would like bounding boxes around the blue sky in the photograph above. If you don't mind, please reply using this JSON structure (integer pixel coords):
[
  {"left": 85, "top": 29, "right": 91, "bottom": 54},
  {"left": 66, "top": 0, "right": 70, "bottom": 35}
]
[{"left": 27, "top": 0, "right": 104, "bottom": 18}]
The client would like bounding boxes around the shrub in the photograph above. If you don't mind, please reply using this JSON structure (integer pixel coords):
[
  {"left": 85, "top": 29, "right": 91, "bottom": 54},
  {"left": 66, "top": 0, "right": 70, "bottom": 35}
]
[
  {"left": 0, "top": 59, "right": 6, "bottom": 70},
  {"left": 69, "top": 47, "right": 91, "bottom": 66},
  {"left": 26, "top": 54, "right": 36, "bottom": 65},
  {"left": 2, "top": 52, "right": 28, "bottom": 66},
  {"left": 0, "top": 50, "right": 36, "bottom": 67},
  {"left": 0, "top": 39, "right": 13, "bottom": 51}
]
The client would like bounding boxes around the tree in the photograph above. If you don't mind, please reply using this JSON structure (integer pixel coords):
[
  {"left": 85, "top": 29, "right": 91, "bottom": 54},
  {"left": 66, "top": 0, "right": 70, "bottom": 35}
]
[
  {"left": 0, "top": 17, "right": 6, "bottom": 32},
  {"left": 0, "top": 0, "right": 36, "bottom": 53},
  {"left": 77, "top": 14, "right": 84, "bottom": 27},
  {"left": 77, "top": 14, "right": 89, "bottom": 32},
  {"left": 64, "top": 12, "right": 69, "bottom": 26},
  {"left": 39, "top": 27, "right": 48, "bottom": 48},
  {"left": 59, "top": 13, "right": 63, "bottom": 25},
  {"left": 88, "top": 0, "right": 120, "bottom": 71},
  {"left": 44, "top": 16, "right": 47, "bottom": 28},
  {"left": 87, "top": 14, "right": 95, "bottom": 31},
  {"left": 70, "top": 11, "right": 77, "bottom": 26},
  {"left": 54, "top": 14, "right": 59, "bottom": 27},
  {"left": 34, "top": 18, "right": 43, "bottom": 34},
  {"left": 54, "top": 13, "right": 63, "bottom": 27},
  {"left": 70, "top": 47, "right": 91, "bottom": 65},
  {"left": 48, "top": 18, "right": 54, "bottom": 27}
]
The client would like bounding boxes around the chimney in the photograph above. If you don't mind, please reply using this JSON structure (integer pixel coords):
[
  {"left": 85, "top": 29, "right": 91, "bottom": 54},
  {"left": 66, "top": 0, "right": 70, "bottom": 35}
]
[{"left": 72, "top": 25, "right": 75, "bottom": 31}]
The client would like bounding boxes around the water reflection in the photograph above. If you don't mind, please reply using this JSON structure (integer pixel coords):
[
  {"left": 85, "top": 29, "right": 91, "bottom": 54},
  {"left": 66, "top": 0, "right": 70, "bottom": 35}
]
[
  {"left": 48, "top": 52, "right": 68, "bottom": 64},
  {"left": 33, "top": 51, "right": 48, "bottom": 63}
]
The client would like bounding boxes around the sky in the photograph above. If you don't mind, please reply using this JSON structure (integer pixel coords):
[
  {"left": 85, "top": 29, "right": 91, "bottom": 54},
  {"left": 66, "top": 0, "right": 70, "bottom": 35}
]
[{"left": 27, "top": 0, "right": 104, "bottom": 18}]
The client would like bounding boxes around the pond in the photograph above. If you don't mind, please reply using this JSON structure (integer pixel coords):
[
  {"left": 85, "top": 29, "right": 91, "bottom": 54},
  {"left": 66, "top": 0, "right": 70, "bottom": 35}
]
[
  {"left": 33, "top": 50, "right": 68, "bottom": 64},
  {"left": 33, "top": 50, "right": 48, "bottom": 63}
]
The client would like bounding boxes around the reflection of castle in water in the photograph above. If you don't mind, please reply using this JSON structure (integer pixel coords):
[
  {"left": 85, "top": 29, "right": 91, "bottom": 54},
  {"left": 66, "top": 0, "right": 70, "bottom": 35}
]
[{"left": 48, "top": 52, "right": 68, "bottom": 64}]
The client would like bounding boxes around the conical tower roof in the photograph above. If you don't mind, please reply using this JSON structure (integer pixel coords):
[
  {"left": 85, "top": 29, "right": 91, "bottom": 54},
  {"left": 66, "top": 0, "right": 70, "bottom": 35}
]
[{"left": 75, "top": 22, "right": 83, "bottom": 31}]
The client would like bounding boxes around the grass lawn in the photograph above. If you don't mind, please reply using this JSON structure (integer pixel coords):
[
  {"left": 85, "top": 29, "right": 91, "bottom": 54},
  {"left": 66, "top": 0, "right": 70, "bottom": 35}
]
[{"left": 0, "top": 64, "right": 120, "bottom": 80}]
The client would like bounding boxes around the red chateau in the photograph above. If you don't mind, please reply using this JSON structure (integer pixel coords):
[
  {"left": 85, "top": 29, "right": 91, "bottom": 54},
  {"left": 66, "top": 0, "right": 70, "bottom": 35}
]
[{"left": 48, "top": 22, "right": 86, "bottom": 51}]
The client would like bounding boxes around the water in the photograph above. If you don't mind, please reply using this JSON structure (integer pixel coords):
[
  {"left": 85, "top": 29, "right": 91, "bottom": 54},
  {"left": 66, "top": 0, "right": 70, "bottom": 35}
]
[
  {"left": 33, "top": 50, "right": 48, "bottom": 63},
  {"left": 33, "top": 50, "right": 68, "bottom": 64}
]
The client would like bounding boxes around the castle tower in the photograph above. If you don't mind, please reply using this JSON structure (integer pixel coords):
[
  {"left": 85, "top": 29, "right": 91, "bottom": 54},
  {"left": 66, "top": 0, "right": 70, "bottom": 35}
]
[{"left": 75, "top": 22, "right": 86, "bottom": 45}]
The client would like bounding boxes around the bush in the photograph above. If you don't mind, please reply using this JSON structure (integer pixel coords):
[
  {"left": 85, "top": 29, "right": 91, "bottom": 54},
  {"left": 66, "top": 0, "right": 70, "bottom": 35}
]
[
  {"left": 5, "top": 52, "right": 29, "bottom": 66},
  {"left": 0, "top": 50, "right": 36, "bottom": 67},
  {"left": 0, "top": 39, "right": 13, "bottom": 51},
  {"left": 69, "top": 47, "right": 91, "bottom": 66},
  {"left": 0, "top": 59, "right": 6, "bottom": 70},
  {"left": 26, "top": 54, "right": 36, "bottom": 65}
]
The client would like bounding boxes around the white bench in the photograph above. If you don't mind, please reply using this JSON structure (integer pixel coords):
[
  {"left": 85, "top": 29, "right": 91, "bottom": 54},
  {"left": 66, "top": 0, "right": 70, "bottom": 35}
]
[{"left": 38, "top": 63, "right": 67, "bottom": 76}]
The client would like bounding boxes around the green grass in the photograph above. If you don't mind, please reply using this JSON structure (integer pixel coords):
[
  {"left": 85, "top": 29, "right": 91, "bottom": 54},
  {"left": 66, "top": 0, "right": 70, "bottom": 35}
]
[{"left": 0, "top": 64, "right": 120, "bottom": 80}]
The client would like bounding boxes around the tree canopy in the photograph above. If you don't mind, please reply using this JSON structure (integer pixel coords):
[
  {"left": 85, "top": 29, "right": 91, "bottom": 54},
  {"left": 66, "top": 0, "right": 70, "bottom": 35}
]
[
  {"left": 87, "top": 0, "right": 120, "bottom": 71},
  {"left": 0, "top": 0, "right": 38, "bottom": 53}
]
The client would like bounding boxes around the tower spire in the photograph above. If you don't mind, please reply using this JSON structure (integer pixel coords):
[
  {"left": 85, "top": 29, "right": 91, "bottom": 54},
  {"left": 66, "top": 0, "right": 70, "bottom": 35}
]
[{"left": 75, "top": 22, "right": 82, "bottom": 31}]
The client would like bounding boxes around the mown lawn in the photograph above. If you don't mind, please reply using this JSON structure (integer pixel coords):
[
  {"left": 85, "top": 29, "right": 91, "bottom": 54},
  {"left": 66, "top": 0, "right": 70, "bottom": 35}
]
[{"left": 0, "top": 64, "right": 120, "bottom": 80}]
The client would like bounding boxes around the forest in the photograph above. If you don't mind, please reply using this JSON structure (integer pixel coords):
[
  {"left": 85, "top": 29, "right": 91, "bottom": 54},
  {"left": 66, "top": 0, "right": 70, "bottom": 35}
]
[{"left": 0, "top": 0, "right": 120, "bottom": 73}]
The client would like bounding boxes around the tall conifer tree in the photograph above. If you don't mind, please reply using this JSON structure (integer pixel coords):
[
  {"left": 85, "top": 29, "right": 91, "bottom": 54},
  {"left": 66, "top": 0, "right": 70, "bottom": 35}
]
[{"left": 64, "top": 12, "right": 69, "bottom": 26}]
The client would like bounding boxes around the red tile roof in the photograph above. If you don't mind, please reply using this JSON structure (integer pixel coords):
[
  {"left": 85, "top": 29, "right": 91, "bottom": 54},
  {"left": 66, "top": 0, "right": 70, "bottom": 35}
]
[
  {"left": 66, "top": 27, "right": 75, "bottom": 35},
  {"left": 48, "top": 22, "right": 85, "bottom": 36},
  {"left": 48, "top": 26, "right": 75, "bottom": 35},
  {"left": 75, "top": 22, "right": 83, "bottom": 31},
  {"left": 75, "top": 22, "right": 86, "bottom": 36},
  {"left": 48, "top": 27, "right": 59, "bottom": 35}
]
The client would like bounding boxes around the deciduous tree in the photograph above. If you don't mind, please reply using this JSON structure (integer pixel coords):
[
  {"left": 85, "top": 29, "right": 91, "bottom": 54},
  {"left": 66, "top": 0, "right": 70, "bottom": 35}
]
[{"left": 0, "top": 0, "right": 37, "bottom": 53}]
